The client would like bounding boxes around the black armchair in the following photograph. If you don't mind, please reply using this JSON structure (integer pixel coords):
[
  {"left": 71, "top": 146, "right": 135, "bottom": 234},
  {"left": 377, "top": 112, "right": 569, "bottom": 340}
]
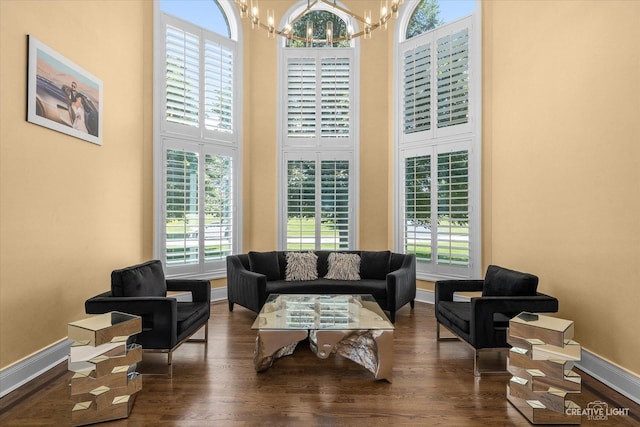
[
  {"left": 435, "top": 265, "right": 558, "bottom": 376},
  {"left": 85, "top": 260, "right": 211, "bottom": 377}
]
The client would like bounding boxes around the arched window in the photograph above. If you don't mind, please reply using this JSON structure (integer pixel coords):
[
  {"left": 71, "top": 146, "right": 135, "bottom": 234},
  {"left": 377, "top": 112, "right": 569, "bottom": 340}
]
[
  {"left": 160, "top": 0, "right": 230, "bottom": 36},
  {"left": 395, "top": 0, "right": 480, "bottom": 280},
  {"left": 287, "top": 10, "right": 351, "bottom": 48},
  {"left": 406, "top": 0, "right": 475, "bottom": 39},
  {"left": 278, "top": 2, "right": 359, "bottom": 251},
  {"left": 154, "top": 0, "right": 242, "bottom": 279}
]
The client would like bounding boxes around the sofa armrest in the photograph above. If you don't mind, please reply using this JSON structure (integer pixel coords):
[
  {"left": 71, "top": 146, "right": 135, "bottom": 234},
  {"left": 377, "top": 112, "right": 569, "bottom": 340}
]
[
  {"left": 435, "top": 280, "right": 484, "bottom": 303},
  {"left": 85, "top": 292, "right": 178, "bottom": 349},
  {"left": 470, "top": 294, "right": 559, "bottom": 348},
  {"left": 226, "top": 256, "right": 268, "bottom": 313},
  {"left": 166, "top": 279, "right": 211, "bottom": 303},
  {"left": 386, "top": 254, "right": 416, "bottom": 322}
]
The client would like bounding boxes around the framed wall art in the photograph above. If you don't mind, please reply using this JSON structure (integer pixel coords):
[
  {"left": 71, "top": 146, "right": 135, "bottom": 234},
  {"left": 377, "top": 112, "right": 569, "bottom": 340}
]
[{"left": 27, "top": 35, "right": 103, "bottom": 145}]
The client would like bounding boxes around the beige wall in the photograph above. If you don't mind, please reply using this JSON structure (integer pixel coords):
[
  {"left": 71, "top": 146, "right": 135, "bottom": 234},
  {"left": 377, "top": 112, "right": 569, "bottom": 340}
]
[
  {"left": 1, "top": 0, "right": 639, "bottom": 380},
  {"left": 0, "top": 0, "right": 153, "bottom": 368},
  {"left": 484, "top": 0, "right": 640, "bottom": 374}
]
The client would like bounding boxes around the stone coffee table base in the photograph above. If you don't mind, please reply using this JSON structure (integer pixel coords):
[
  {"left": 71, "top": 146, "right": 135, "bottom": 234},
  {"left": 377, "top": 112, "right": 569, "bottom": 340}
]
[{"left": 253, "top": 329, "right": 393, "bottom": 382}]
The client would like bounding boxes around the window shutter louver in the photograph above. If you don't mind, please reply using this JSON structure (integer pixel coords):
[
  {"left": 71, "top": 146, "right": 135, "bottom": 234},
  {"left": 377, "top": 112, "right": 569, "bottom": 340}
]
[
  {"left": 165, "top": 149, "right": 200, "bottom": 266},
  {"left": 165, "top": 25, "right": 200, "bottom": 128},
  {"left": 203, "top": 154, "right": 233, "bottom": 261},
  {"left": 204, "top": 41, "right": 233, "bottom": 132},
  {"left": 403, "top": 44, "right": 431, "bottom": 134},
  {"left": 320, "top": 58, "right": 350, "bottom": 138},
  {"left": 436, "top": 150, "right": 469, "bottom": 266},
  {"left": 404, "top": 155, "right": 432, "bottom": 261},
  {"left": 320, "top": 160, "right": 350, "bottom": 250},
  {"left": 287, "top": 58, "right": 317, "bottom": 138},
  {"left": 286, "top": 160, "right": 317, "bottom": 250},
  {"left": 437, "top": 28, "right": 469, "bottom": 128}
]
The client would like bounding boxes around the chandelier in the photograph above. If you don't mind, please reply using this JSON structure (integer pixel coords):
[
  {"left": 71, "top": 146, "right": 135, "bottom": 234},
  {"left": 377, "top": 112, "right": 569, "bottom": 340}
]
[{"left": 234, "top": 0, "right": 404, "bottom": 44}]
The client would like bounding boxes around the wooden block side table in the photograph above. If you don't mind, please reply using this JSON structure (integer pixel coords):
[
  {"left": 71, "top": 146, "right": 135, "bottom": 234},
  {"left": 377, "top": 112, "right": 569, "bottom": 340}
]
[
  {"left": 506, "top": 312, "right": 582, "bottom": 425},
  {"left": 68, "top": 312, "right": 142, "bottom": 426}
]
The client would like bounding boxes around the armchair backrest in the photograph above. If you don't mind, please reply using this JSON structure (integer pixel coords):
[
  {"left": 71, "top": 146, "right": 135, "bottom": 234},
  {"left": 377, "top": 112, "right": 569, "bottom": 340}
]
[
  {"left": 482, "top": 265, "right": 538, "bottom": 297},
  {"left": 111, "top": 260, "right": 167, "bottom": 297}
]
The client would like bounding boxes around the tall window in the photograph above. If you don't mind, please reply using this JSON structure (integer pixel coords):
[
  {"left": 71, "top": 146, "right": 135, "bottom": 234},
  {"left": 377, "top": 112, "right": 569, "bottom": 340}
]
[
  {"left": 155, "top": 1, "right": 241, "bottom": 278},
  {"left": 279, "top": 7, "right": 359, "bottom": 251},
  {"left": 396, "top": 0, "right": 480, "bottom": 280}
]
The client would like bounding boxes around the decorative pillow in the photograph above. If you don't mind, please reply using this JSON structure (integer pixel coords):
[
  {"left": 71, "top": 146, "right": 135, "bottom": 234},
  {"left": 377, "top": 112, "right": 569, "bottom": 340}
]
[
  {"left": 360, "top": 251, "right": 391, "bottom": 280},
  {"left": 111, "top": 260, "right": 167, "bottom": 297},
  {"left": 482, "top": 265, "right": 539, "bottom": 296},
  {"left": 248, "top": 251, "right": 281, "bottom": 281},
  {"left": 325, "top": 253, "right": 361, "bottom": 280},
  {"left": 285, "top": 252, "right": 318, "bottom": 281}
]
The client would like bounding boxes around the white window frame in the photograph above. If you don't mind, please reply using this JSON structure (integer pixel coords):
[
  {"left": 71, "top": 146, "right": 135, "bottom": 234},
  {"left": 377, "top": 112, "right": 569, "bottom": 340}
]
[
  {"left": 277, "top": 1, "right": 360, "bottom": 251},
  {"left": 394, "top": 2, "right": 482, "bottom": 281},
  {"left": 153, "top": 0, "right": 242, "bottom": 279}
]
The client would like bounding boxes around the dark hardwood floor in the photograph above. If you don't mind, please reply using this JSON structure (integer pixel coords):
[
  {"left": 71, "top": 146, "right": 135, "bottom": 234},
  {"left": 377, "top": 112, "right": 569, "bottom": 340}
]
[{"left": 1, "top": 301, "right": 638, "bottom": 426}]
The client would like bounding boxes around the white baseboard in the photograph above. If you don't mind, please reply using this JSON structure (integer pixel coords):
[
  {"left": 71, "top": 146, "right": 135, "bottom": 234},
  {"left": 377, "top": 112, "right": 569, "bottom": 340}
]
[
  {"left": 577, "top": 349, "right": 640, "bottom": 405},
  {"left": 3, "top": 288, "right": 638, "bottom": 405},
  {"left": 0, "top": 338, "right": 71, "bottom": 398},
  {"left": 1, "top": 289, "right": 229, "bottom": 399},
  {"left": 418, "top": 288, "right": 640, "bottom": 405}
]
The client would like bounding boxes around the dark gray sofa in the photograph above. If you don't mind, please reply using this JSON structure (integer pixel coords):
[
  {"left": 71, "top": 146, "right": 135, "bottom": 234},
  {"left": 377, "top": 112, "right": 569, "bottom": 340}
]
[{"left": 226, "top": 251, "right": 416, "bottom": 322}]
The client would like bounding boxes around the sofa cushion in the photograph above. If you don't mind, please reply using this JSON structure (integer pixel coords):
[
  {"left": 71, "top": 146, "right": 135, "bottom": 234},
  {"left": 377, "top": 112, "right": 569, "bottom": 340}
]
[
  {"left": 482, "top": 265, "right": 538, "bottom": 297},
  {"left": 389, "top": 253, "right": 405, "bottom": 272},
  {"left": 111, "top": 260, "right": 167, "bottom": 297},
  {"left": 360, "top": 251, "right": 391, "bottom": 280},
  {"left": 285, "top": 252, "right": 318, "bottom": 281},
  {"left": 325, "top": 253, "right": 361, "bottom": 280},
  {"left": 248, "top": 251, "right": 281, "bottom": 281},
  {"left": 266, "top": 278, "right": 387, "bottom": 300}
]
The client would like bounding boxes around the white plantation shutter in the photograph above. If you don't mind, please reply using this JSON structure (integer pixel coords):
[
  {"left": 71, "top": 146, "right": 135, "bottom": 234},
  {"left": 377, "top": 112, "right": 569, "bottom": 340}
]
[
  {"left": 437, "top": 28, "right": 469, "bottom": 128},
  {"left": 286, "top": 160, "right": 316, "bottom": 250},
  {"left": 401, "top": 147, "right": 470, "bottom": 274},
  {"left": 285, "top": 157, "right": 352, "bottom": 251},
  {"left": 320, "top": 160, "right": 350, "bottom": 249},
  {"left": 287, "top": 58, "right": 316, "bottom": 138},
  {"left": 397, "top": 15, "right": 477, "bottom": 279},
  {"left": 204, "top": 41, "right": 233, "bottom": 133},
  {"left": 158, "top": 12, "right": 239, "bottom": 278},
  {"left": 162, "top": 14, "right": 236, "bottom": 139},
  {"left": 404, "top": 154, "right": 432, "bottom": 261},
  {"left": 403, "top": 44, "right": 431, "bottom": 134},
  {"left": 165, "top": 148, "right": 200, "bottom": 266},
  {"left": 280, "top": 39, "right": 357, "bottom": 251},
  {"left": 165, "top": 25, "right": 200, "bottom": 128},
  {"left": 321, "top": 58, "right": 350, "bottom": 138},
  {"left": 283, "top": 50, "right": 354, "bottom": 146},
  {"left": 436, "top": 150, "right": 469, "bottom": 267}
]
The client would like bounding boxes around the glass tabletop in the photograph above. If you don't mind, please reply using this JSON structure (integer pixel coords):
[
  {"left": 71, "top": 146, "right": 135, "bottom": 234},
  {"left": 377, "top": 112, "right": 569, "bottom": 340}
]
[{"left": 251, "top": 294, "right": 394, "bottom": 331}]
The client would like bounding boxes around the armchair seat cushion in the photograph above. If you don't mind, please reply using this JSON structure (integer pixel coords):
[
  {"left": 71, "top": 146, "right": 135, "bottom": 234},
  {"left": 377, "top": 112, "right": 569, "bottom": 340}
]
[
  {"left": 438, "top": 301, "right": 471, "bottom": 333},
  {"left": 177, "top": 302, "right": 210, "bottom": 335},
  {"left": 438, "top": 301, "right": 512, "bottom": 335}
]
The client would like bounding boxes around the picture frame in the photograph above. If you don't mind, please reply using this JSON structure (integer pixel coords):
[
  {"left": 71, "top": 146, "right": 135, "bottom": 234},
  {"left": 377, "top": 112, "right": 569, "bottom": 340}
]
[{"left": 27, "top": 35, "right": 103, "bottom": 146}]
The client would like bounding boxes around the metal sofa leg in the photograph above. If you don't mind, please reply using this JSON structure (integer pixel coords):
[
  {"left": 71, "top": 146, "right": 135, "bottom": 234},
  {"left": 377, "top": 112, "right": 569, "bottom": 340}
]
[
  {"left": 436, "top": 322, "right": 460, "bottom": 341},
  {"left": 473, "top": 348, "right": 510, "bottom": 377}
]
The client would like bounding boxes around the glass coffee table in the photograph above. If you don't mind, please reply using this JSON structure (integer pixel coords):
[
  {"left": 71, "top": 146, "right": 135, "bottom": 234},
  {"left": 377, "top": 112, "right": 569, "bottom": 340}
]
[{"left": 251, "top": 294, "right": 394, "bottom": 381}]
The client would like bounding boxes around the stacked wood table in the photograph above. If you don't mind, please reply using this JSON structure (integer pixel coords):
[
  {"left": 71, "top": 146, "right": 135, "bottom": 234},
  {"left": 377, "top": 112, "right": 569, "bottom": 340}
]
[
  {"left": 68, "top": 312, "right": 142, "bottom": 426},
  {"left": 507, "top": 312, "right": 582, "bottom": 424}
]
